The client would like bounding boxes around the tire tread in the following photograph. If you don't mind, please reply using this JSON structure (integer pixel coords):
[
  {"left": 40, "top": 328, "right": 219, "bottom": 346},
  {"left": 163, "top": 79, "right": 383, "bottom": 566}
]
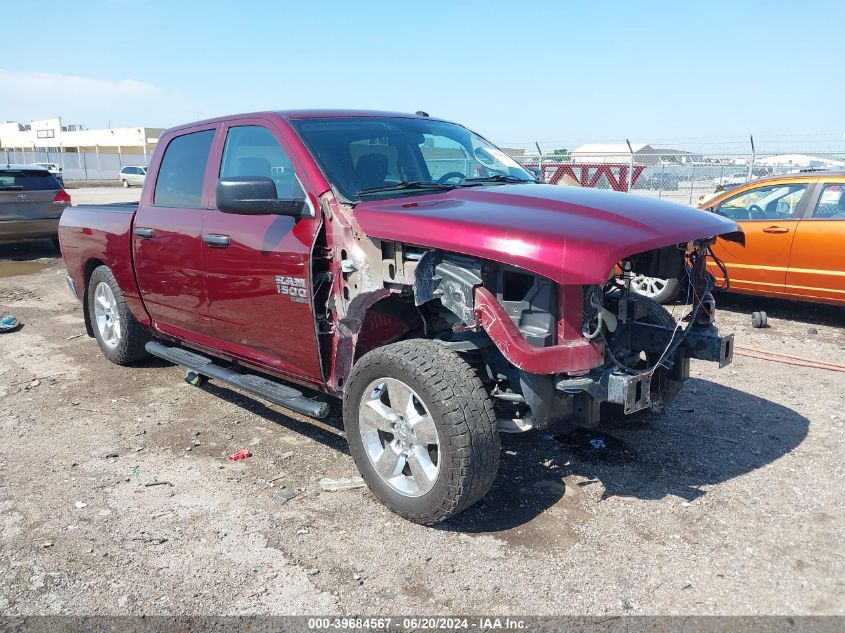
[
  {"left": 344, "top": 339, "right": 500, "bottom": 525},
  {"left": 88, "top": 265, "right": 150, "bottom": 365}
]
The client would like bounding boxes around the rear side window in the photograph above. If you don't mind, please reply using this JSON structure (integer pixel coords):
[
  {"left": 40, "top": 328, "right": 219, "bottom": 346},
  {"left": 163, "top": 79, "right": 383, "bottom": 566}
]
[
  {"left": 0, "top": 170, "right": 61, "bottom": 191},
  {"left": 154, "top": 130, "right": 215, "bottom": 207},
  {"left": 813, "top": 184, "right": 845, "bottom": 219}
]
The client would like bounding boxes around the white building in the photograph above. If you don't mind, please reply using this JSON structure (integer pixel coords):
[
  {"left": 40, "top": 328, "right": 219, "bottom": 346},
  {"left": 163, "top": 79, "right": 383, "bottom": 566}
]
[
  {"left": 0, "top": 117, "right": 163, "bottom": 159},
  {"left": 571, "top": 143, "right": 653, "bottom": 163},
  {"left": 756, "top": 153, "right": 845, "bottom": 169},
  {"left": 570, "top": 143, "right": 702, "bottom": 165}
]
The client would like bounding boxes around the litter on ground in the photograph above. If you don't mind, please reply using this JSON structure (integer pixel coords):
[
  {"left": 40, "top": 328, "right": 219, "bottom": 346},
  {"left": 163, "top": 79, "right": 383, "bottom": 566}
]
[{"left": 319, "top": 476, "right": 367, "bottom": 492}]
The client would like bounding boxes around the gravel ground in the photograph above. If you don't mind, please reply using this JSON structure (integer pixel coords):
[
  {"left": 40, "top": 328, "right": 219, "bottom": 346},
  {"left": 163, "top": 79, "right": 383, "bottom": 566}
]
[{"left": 0, "top": 232, "right": 843, "bottom": 616}]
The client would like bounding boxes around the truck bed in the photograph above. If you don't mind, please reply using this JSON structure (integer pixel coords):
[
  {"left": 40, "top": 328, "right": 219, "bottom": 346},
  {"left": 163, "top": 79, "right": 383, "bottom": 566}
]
[{"left": 58, "top": 202, "right": 148, "bottom": 330}]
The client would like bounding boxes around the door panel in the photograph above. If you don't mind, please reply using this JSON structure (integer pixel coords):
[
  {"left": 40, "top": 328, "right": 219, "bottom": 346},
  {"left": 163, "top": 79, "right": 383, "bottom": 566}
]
[
  {"left": 708, "top": 181, "right": 809, "bottom": 296},
  {"left": 203, "top": 212, "right": 323, "bottom": 380},
  {"left": 709, "top": 222, "right": 799, "bottom": 296},
  {"left": 133, "top": 205, "right": 213, "bottom": 339},
  {"left": 785, "top": 182, "right": 845, "bottom": 305},
  {"left": 133, "top": 127, "right": 216, "bottom": 342},
  {"left": 203, "top": 122, "right": 323, "bottom": 382}
]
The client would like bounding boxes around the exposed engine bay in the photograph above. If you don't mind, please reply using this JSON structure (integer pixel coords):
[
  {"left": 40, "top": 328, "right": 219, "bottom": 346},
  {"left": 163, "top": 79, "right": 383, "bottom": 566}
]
[{"left": 315, "top": 194, "right": 735, "bottom": 434}]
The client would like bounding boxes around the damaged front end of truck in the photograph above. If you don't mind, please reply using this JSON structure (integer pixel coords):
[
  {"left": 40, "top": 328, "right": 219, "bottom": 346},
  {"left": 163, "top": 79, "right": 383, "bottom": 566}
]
[{"left": 314, "top": 184, "right": 744, "bottom": 434}]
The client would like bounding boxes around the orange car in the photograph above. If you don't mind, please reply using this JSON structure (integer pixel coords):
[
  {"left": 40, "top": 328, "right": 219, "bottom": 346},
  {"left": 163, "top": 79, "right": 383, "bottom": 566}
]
[{"left": 632, "top": 172, "right": 845, "bottom": 307}]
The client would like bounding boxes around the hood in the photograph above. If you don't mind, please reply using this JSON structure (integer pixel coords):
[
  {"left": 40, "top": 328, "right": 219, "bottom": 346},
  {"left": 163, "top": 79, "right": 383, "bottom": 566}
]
[{"left": 353, "top": 183, "right": 743, "bottom": 285}]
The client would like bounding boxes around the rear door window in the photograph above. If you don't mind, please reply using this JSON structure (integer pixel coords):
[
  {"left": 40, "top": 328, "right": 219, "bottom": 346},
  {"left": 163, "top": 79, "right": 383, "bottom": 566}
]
[
  {"left": 0, "top": 170, "right": 61, "bottom": 191},
  {"left": 154, "top": 130, "right": 215, "bottom": 207},
  {"left": 812, "top": 184, "right": 845, "bottom": 219}
]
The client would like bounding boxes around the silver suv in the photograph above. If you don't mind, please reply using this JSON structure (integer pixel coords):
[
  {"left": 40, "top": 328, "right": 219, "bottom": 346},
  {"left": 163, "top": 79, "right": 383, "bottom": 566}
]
[
  {"left": 119, "top": 165, "right": 147, "bottom": 188},
  {"left": 0, "top": 165, "right": 71, "bottom": 244}
]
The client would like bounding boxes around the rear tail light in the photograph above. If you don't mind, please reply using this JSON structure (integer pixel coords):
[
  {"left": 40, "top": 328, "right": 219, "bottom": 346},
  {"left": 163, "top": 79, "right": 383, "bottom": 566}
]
[{"left": 53, "top": 189, "right": 71, "bottom": 205}]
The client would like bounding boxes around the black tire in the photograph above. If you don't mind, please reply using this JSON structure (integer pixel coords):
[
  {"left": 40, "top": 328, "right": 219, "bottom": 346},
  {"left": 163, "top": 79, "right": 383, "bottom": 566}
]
[
  {"left": 343, "top": 339, "right": 500, "bottom": 525},
  {"left": 87, "top": 265, "right": 150, "bottom": 365},
  {"left": 122, "top": 179, "right": 129, "bottom": 188}
]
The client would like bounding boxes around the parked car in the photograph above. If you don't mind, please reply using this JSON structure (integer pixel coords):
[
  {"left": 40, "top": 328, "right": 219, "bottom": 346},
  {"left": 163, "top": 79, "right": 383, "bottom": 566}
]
[
  {"left": 632, "top": 172, "right": 845, "bottom": 307},
  {"left": 31, "top": 162, "right": 64, "bottom": 185},
  {"left": 59, "top": 110, "right": 740, "bottom": 524},
  {"left": 712, "top": 172, "right": 748, "bottom": 190},
  {"left": 0, "top": 164, "right": 71, "bottom": 246},
  {"left": 637, "top": 172, "right": 680, "bottom": 191},
  {"left": 119, "top": 165, "right": 147, "bottom": 188}
]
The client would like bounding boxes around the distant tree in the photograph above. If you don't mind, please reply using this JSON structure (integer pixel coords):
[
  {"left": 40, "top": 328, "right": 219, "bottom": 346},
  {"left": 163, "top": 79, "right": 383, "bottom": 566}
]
[{"left": 548, "top": 148, "right": 570, "bottom": 162}]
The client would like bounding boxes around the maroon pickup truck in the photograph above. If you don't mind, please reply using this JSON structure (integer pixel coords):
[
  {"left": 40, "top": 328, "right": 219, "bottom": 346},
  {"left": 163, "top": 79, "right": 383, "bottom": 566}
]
[{"left": 59, "top": 110, "right": 743, "bottom": 524}]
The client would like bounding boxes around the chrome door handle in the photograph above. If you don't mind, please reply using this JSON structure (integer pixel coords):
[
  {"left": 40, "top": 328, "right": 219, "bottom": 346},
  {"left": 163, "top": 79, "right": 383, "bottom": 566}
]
[
  {"left": 762, "top": 226, "right": 789, "bottom": 234},
  {"left": 133, "top": 227, "right": 154, "bottom": 239},
  {"left": 203, "top": 234, "right": 231, "bottom": 248}
]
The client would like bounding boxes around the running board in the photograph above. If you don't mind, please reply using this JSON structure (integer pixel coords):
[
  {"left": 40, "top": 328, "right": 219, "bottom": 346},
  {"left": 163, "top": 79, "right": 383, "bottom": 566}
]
[{"left": 145, "top": 341, "right": 329, "bottom": 419}]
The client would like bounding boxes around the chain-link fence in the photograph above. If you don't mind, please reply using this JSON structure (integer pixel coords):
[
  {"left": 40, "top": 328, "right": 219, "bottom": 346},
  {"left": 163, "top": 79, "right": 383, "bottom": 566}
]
[
  {"left": 515, "top": 152, "right": 845, "bottom": 206},
  {"left": 1, "top": 148, "right": 150, "bottom": 181},
  {"left": 3, "top": 145, "right": 843, "bottom": 198}
]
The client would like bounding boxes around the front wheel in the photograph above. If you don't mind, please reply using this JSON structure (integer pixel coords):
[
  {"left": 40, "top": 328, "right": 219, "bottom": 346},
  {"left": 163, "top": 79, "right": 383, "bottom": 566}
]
[
  {"left": 343, "top": 339, "right": 500, "bottom": 525},
  {"left": 630, "top": 274, "right": 681, "bottom": 304},
  {"left": 87, "top": 265, "right": 150, "bottom": 365}
]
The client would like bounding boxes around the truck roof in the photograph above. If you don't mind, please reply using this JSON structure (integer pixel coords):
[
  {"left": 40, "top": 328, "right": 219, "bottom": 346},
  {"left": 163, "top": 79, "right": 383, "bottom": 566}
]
[{"left": 165, "top": 110, "right": 446, "bottom": 135}]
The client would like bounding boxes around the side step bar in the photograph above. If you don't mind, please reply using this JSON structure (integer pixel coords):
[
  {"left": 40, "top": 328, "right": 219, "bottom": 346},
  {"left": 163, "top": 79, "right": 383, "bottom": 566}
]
[{"left": 145, "top": 341, "right": 329, "bottom": 419}]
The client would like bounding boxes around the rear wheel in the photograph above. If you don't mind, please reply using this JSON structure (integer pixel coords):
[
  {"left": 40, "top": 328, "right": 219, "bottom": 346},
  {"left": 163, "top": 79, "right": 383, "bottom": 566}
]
[
  {"left": 122, "top": 179, "right": 129, "bottom": 188},
  {"left": 343, "top": 339, "right": 500, "bottom": 525},
  {"left": 87, "top": 265, "right": 150, "bottom": 365}
]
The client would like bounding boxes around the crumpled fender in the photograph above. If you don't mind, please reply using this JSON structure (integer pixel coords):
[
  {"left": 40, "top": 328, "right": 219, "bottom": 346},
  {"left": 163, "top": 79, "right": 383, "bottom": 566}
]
[{"left": 473, "top": 286, "right": 604, "bottom": 374}]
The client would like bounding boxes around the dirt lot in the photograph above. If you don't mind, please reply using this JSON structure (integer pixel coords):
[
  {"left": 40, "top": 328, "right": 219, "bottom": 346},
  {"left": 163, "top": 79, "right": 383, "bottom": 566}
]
[{"left": 1, "top": 201, "right": 844, "bottom": 615}]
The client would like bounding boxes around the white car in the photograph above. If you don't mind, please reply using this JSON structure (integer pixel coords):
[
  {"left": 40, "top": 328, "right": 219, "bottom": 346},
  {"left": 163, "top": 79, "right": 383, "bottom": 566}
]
[
  {"left": 712, "top": 172, "right": 747, "bottom": 189},
  {"left": 31, "top": 162, "right": 63, "bottom": 185},
  {"left": 119, "top": 165, "right": 147, "bottom": 188}
]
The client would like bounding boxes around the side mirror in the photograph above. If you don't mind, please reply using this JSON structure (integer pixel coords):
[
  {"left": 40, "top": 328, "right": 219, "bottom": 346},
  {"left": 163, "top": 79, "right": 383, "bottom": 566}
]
[{"left": 216, "top": 177, "right": 306, "bottom": 217}]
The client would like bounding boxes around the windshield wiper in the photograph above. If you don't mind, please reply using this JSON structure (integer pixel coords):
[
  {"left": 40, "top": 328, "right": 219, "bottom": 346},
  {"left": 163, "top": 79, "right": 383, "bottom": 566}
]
[
  {"left": 357, "top": 181, "right": 459, "bottom": 196},
  {"left": 461, "top": 175, "right": 536, "bottom": 184},
  {"left": 0, "top": 186, "right": 24, "bottom": 191}
]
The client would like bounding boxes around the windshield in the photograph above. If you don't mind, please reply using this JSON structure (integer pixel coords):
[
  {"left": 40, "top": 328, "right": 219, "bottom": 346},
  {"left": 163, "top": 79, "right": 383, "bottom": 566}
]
[{"left": 290, "top": 116, "right": 534, "bottom": 202}]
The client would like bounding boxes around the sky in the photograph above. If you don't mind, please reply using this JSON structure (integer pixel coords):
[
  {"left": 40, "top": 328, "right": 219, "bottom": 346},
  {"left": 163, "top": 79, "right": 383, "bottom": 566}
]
[{"left": 2, "top": 0, "right": 844, "bottom": 153}]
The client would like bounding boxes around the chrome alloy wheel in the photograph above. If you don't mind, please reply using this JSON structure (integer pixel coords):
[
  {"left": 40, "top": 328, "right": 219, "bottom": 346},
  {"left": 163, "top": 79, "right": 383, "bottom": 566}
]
[
  {"left": 93, "top": 281, "right": 121, "bottom": 349},
  {"left": 358, "top": 377, "right": 440, "bottom": 497},
  {"left": 631, "top": 274, "right": 670, "bottom": 298}
]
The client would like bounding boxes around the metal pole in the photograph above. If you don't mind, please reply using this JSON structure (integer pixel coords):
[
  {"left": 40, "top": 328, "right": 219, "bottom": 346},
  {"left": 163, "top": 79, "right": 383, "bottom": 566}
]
[
  {"left": 659, "top": 161, "right": 666, "bottom": 200},
  {"left": 689, "top": 162, "right": 697, "bottom": 205},
  {"left": 747, "top": 134, "right": 756, "bottom": 183},
  {"left": 625, "top": 139, "right": 635, "bottom": 192},
  {"left": 535, "top": 142, "right": 542, "bottom": 182}
]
